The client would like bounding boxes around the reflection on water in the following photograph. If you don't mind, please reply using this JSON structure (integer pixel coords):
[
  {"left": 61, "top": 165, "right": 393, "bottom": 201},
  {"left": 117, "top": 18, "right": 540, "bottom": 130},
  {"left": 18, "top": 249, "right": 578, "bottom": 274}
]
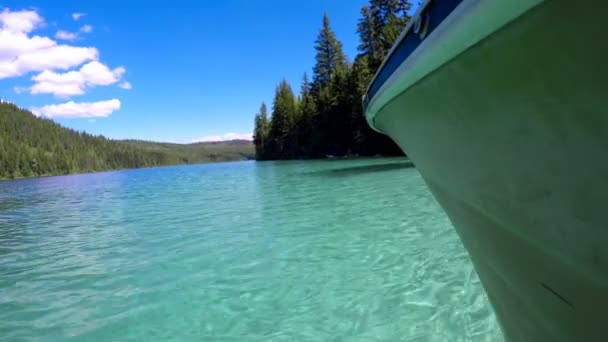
[
  {"left": 0, "top": 159, "right": 501, "bottom": 341},
  {"left": 311, "top": 160, "right": 415, "bottom": 177}
]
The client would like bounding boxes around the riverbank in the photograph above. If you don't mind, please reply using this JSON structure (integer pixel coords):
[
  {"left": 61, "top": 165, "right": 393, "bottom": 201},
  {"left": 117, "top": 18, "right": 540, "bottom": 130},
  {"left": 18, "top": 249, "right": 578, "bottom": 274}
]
[
  {"left": 0, "top": 103, "right": 255, "bottom": 180},
  {"left": 0, "top": 157, "right": 255, "bottom": 181},
  {"left": 0, "top": 155, "right": 410, "bottom": 181}
]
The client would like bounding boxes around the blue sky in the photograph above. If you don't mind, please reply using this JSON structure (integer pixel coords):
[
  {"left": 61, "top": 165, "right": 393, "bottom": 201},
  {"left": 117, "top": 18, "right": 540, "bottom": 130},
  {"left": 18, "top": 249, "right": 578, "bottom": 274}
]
[{"left": 0, "top": 0, "right": 368, "bottom": 143}]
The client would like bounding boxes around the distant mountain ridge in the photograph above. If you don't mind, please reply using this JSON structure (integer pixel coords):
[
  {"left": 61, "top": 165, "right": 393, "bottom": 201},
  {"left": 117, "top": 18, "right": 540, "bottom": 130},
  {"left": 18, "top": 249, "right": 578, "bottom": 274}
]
[
  {"left": 191, "top": 139, "right": 252, "bottom": 145},
  {"left": 0, "top": 103, "right": 254, "bottom": 179},
  {"left": 122, "top": 138, "right": 253, "bottom": 146}
]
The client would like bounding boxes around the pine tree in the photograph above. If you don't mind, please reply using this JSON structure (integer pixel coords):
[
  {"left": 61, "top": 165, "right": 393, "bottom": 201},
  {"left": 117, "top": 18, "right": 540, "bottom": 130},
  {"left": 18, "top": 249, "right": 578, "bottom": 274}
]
[
  {"left": 357, "top": 6, "right": 380, "bottom": 67},
  {"left": 325, "top": 65, "right": 353, "bottom": 156},
  {"left": 309, "top": 12, "right": 353, "bottom": 157},
  {"left": 350, "top": 0, "right": 412, "bottom": 156},
  {"left": 360, "top": 0, "right": 413, "bottom": 70},
  {"left": 312, "top": 12, "right": 348, "bottom": 92},
  {"left": 249, "top": 1, "right": 411, "bottom": 160},
  {"left": 349, "top": 55, "right": 373, "bottom": 154},
  {"left": 295, "top": 73, "right": 316, "bottom": 157},
  {"left": 267, "top": 80, "right": 297, "bottom": 159},
  {"left": 253, "top": 102, "right": 270, "bottom": 160},
  {"left": 0, "top": 103, "right": 254, "bottom": 179}
]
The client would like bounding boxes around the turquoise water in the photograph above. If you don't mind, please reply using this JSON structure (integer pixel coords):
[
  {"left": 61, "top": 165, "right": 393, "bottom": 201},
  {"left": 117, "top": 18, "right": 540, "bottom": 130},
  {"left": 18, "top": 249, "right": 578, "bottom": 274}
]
[{"left": 0, "top": 159, "right": 502, "bottom": 341}]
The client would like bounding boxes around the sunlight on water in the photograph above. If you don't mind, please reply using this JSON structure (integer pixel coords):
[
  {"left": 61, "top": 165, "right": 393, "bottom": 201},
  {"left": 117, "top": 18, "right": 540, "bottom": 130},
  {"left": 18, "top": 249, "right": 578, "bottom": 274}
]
[{"left": 0, "top": 159, "right": 502, "bottom": 341}]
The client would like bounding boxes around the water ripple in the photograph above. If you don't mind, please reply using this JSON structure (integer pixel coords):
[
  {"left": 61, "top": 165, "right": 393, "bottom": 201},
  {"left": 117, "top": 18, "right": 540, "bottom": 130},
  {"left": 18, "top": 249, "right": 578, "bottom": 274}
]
[{"left": 0, "top": 159, "right": 501, "bottom": 341}]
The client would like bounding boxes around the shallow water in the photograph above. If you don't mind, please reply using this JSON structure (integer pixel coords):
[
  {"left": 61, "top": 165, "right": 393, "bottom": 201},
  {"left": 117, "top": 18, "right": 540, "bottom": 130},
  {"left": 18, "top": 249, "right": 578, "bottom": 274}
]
[{"left": 0, "top": 159, "right": 502, "bottom": 341}]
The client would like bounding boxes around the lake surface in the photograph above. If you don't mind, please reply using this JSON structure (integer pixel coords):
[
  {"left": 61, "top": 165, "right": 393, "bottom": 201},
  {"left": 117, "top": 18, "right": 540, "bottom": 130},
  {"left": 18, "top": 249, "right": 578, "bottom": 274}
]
[{"left": 0, "top": 159, "right": 502, "bottom": 341}]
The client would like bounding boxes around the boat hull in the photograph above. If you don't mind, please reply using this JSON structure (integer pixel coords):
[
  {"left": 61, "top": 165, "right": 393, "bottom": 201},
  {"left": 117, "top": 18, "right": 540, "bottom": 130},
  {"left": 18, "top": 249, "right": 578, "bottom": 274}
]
[{"left": 372, "top": 1, "right": 608, "bottom": 340}]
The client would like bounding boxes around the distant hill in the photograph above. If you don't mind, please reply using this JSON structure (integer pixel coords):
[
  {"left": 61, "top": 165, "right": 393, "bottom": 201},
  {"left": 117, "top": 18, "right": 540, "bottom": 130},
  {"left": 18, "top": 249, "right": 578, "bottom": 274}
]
[
  {"left": 0, "top": 103, "right": 254, "bottom": 179},
  {"left": 191, "top": 139, "right": 252, "bottom": 146},
  {"left": 122, "top": 140, "right": 255, "bottom": 163}
]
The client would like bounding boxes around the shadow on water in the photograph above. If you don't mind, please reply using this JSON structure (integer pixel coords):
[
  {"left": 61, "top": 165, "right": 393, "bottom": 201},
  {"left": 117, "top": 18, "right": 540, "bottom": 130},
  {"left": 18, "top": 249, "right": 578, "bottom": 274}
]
[{"left": 311, "top": 161, "right": 415, "bottom": 178}]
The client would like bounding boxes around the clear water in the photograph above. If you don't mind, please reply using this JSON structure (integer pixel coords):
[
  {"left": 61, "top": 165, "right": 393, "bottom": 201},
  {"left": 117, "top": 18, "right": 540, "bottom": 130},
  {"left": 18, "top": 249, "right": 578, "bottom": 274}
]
[{"left": 0, "top": 159, "right": 502, "bottom": 341}]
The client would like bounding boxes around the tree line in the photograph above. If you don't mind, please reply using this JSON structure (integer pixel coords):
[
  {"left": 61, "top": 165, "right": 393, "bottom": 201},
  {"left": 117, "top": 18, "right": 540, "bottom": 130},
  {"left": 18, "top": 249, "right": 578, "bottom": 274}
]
[
  {"left": 0, "top": 103, "right": 253, "bottom": 179},
  {"left": 253, "top": 0, "right": 415, "bottom": 160}
]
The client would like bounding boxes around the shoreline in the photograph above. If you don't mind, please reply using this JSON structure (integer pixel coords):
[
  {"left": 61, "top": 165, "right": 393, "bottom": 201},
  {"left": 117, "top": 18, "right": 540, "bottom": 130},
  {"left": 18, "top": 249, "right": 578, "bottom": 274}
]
[
  {"left": 0, "top": 158, "right": 253, "bottom": 182},
  {"left": 0, "top": 155, "right": 407, "bottom": 181}
]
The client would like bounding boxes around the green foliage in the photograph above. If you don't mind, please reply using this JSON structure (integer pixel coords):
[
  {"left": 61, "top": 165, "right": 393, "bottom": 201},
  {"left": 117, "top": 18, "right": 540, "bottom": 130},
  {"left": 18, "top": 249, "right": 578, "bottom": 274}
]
[
  {"left": 124, "top": 140, "right": 255, "bottom": 164},
  {"left": 253, "top": 102, "right": 270, "bottom": 160},
  {"left": 295, "top": 73, "right": 316, "bottom": 157},
  {"left": 359, "top": 0, "right": 413, "bottom": 70},
  {"left": 312, "top": 12, "right": 347, "bottom": 91},
  {"left": 0, "top": 103, "right": 254, "bottom": 179},
  {"left": 253, "top": 2, "right": 411, "bottom": 160},
  {"left": 266, "top": 80, "right": 297, "bottom": 159}
]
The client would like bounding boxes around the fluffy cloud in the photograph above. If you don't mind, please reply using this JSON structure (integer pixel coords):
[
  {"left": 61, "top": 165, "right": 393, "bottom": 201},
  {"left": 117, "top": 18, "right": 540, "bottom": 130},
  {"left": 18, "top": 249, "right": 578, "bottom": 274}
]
[
  {"left": 0, "top": 45, "right": 99, "bottom": 79},
  {"left": 80, "top": 62, "right": 124, "bottom": 84},
  {"left": 0, "top": 9, "right": 53, "bottom": 61},
  {"left": 29, "top": 61, "right": 126, "bottom": 97},
  {"left": 54, "top": 24, "right": 93, "bottom": 42},
  {"left": 55, "top": 29, "right": 77, "bottom": 41},
  {"left": 0, "top": 8, "right": 43, "bottom": 33},
  {"left": 0, "top": 9, "right": 99, "bottom": 79},
  {"left": 80, "top": 24, "right": 92, "bottom": 33},
  {"left": 72, "top": 13, "right": 86, "bottom": 21},
  {"left": 32, "top": 99, "right": 121, "bottom": 118},
  {"left": 118, "top": 81, "right": 132, "bottom": 90},
  {"left": 2, "top": 8, "right": 126, "bottom": 119},
  {"left": 0, "top": 30, "right": 54, "bottom": 60},
  {"left": 192, "top": 132, "right": 253, "bottom": 143}
]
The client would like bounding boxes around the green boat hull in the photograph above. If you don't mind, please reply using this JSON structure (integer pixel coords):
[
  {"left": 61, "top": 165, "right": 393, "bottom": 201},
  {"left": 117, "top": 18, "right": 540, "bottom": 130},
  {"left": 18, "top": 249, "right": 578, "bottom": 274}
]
[{"left": 369, "top": 0, "right": 608, "bottom": 340}]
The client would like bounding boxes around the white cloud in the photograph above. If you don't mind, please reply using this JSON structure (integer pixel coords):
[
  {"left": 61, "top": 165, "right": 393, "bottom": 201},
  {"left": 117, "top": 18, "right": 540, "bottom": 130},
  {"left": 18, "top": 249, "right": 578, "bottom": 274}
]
[
  {"left": 0, "top": 9, "right": 99, "bottom": 79},
  {"left": 55, "top": 24, "right": 92, "bottom": 41},
  {"left": 0, "top": 8, "right": 43, "bottom": 33},
  {"left": 192, "top": 132, "right": 253, "bottom": 143},
  {"left": 0, "top": 30, "right": 54, "bottom": 60},
  {"left": 223, "top": 132, "right": 253, "bottom": 140},
  {"left": 118, "top": 81, "right": 132, "bottom": 90},
  {"left": 80, "top": 61, "right": 124, "bottom": 84},
  {"left": 80, "top": 24, "right": 92, "bottom": 33},
  {"left": 32, "top": 99, "right": 121, "bottom": 118},
  {"left": 72, "top": 13, "right": 86, "bottom": 21},
  {"left": 195, "top": 135, "right": 222, "bottom": 142},
  {"left": 0, "top": 44, "right": 99, "bottom": 79},
  {"left": 55, "top": 29, "right": 77, "bottom": 41},
  {"left": 29, "top": 61, "right": 126, "bottom": 97},
  {"left": 1, "top": 8, "right": 127, "bottom": 112}
]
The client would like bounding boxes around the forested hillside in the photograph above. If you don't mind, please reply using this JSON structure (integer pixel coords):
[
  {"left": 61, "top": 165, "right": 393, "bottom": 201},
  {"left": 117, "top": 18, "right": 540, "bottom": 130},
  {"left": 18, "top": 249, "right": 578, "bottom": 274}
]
[
  {"left": 0, "top": 103, "right": 253, "bottom": 179},
  {"left": 253, "top": 0, "right": 414, "bottom": 160},
  {"left": 124, "top": 140, "right": 254, "bottom": 164}
]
